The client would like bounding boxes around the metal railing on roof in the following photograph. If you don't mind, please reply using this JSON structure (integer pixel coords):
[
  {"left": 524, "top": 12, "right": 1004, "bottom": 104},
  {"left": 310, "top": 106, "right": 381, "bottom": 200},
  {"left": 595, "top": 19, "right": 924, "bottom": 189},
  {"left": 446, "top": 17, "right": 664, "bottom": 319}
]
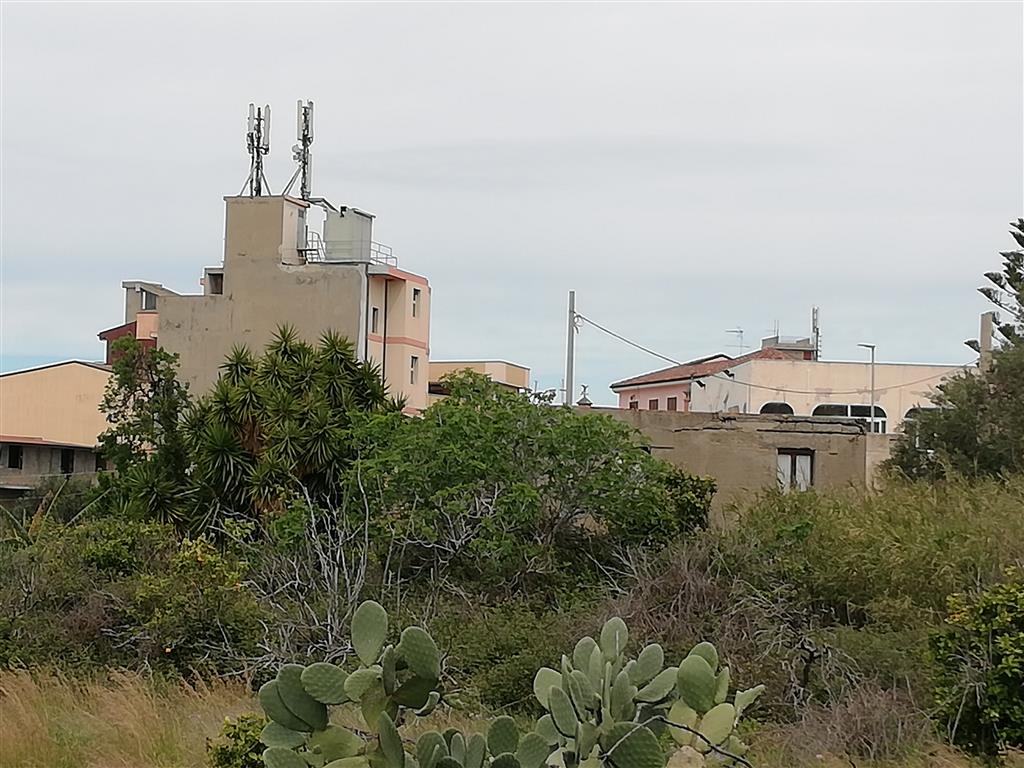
[{"left": 370, "top": 242, "right": 397, "bottom": 266}]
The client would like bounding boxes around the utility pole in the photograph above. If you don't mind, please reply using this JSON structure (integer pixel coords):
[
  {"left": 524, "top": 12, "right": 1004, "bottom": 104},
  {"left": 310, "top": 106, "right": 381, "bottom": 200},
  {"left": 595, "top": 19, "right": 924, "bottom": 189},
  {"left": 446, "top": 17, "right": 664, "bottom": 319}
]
[
  {"left": 858, "top": 343, "right": 876, "bottom": 433},
  {"left": 565, "top": 290, "right": 576, "bottom": 406}
]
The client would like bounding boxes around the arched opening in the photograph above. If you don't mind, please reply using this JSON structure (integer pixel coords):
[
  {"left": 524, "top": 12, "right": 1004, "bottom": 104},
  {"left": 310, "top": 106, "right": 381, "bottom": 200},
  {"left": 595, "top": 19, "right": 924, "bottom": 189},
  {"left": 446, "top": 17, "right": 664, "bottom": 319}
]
[
  {"left": 760, "top": 401, "right": 794, "bottom": 415},
  {"left": 811, "top": 403, "right": 887, "bottom": 433}
]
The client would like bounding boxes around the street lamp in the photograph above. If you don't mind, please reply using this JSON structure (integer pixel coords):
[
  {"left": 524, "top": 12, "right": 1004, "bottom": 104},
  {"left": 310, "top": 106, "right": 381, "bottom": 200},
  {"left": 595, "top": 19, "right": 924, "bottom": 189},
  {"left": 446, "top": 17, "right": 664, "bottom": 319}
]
[{"left": 857, "top": 343, "right": 876, "bottom": 434}]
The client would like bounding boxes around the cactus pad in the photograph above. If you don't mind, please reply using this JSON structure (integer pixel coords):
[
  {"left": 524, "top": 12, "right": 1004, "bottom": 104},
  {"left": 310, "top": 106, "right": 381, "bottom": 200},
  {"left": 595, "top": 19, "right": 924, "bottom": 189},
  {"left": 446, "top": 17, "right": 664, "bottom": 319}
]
[
  {"left": 397, "top": 626, "right": 440, "bottom": 680},
  {"left": 610, "top": 670, "right": 637, "bottom": 722},
  {"left": 603, "top": 723, "right": 663, "bottom": 768},
  {"left": 516, "top": 732, "right": 550, "bottom": 768},
  {"left": 533, "top": 667, "right": 562, "bottom": 708},
  {"left": 352, "top": 600, "right": 389, "bottom": 666},
  {"left": 487, "top": 715, "right": 520, "bottom": 756},
  {"left": 713, "top": 667, "right": 730, "bottom": 705},
  {"left": 573, "top": 636, "right": 598, "bottom": 672},
  {"left": 263, "top": 746, "right": 309, "bottom": 768},
  {"left": 259, "top": 680, "right": 314, "bottom": 733},
  {"left": 309, "top": 726, "right": 364, "bottom": 761},
  {"left": 260, "top": 721, "right": 306, "bottom": 749},
  {"left": 465, "top": 733, "right": 488, "bottom": 768},
  {"left": 301, "top": 662, "right": 349, "bottom": 705},
  {"left": 547, "top": 685, "right": 579, "bottom": 737},
  {"left": 377, "top": 712, "right": 405, "bottom": 768},
  {"left": 631, "top": 644, "right": 664, "bottom": 686},
  {"left": 667, "top": 700, "right": 699, "bottom": 746},
  {"left": 490, "top": 754, "right": 521, "bottom": 768},
  {"left": 635, "top": 666, "right": 677, "bottom": 704},
  {"left": 343, "top": 666, "right": 382, "bottom": 701},
  {"left": 599, "top": 617, "right": 629, "bottom": 661},
  {"left": 688, "top": 642, "right": 719, "bottom": 672},
  {"left": 734, "top": 684, "right": 765, "bottom": 717},
  {"left": 696, "top": 702, "right": 735, "bottom": 751},
  {"left": 676, "top": 655, "right": 717, "bottom": 714}
]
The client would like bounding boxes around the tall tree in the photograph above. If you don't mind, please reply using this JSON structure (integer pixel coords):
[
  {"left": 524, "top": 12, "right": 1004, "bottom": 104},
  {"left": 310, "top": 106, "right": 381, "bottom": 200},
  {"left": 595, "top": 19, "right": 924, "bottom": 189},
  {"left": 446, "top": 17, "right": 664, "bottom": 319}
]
[{"left": 889, "top": 220, "right": 1024, "bottom": 479}]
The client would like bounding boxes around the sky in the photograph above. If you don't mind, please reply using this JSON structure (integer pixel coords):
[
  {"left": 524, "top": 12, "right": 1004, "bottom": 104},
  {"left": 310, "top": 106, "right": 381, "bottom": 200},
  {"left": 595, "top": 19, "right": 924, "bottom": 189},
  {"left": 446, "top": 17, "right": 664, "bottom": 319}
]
[{"left": 2, "top": 2, "right": 1021, "bottom": 405}]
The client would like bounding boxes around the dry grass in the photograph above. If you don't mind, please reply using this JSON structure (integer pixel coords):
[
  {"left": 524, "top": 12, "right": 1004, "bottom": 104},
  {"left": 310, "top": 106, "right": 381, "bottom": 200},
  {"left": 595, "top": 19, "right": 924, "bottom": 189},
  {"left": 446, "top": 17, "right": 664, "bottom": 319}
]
[
  {"left": 0, "top": 669, "right": 254, "bottom": 768},
  {"left": 0, "top": 670, "right": 1017, "bottom": 768}
]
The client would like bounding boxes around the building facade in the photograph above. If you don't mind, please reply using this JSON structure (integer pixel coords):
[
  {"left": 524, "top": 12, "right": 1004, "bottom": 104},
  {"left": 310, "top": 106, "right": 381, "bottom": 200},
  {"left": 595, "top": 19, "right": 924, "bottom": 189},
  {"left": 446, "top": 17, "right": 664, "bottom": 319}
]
[
  {"left": 611, "top": 336, "right": 965, "bottom": 433},
  {"left": 427, "top": 360, "right": 531, "bottom": 405},
  {"left": 109, "top": 195, "right": 431, "bottom": 411},
  {"left": 0, "top": 361, "right": 111, "bottom": 494},
  {"left": 594, "top": 406, "right": 884, "bottom": 522}
]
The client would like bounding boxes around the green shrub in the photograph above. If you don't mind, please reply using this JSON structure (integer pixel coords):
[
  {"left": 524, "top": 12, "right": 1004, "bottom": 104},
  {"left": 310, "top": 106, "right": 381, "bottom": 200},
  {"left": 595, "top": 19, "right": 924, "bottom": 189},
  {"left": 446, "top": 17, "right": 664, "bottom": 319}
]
[
  {"left": 931, "top": 567, "right": 1024, "bottom": 754},
  {"left": 207, "top": 713, "right": 267, "bottom": 768}
]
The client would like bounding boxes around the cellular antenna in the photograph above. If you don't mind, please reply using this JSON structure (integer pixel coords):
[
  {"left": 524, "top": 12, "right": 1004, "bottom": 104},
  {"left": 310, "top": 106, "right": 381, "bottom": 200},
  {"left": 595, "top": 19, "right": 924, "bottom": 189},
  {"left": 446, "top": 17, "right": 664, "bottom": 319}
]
[
  {"left": 283, "top": 100, "right": 314, "bottom": 200},
  {"left": 241, "top": 103, "right": 272, "bottom": 196}
]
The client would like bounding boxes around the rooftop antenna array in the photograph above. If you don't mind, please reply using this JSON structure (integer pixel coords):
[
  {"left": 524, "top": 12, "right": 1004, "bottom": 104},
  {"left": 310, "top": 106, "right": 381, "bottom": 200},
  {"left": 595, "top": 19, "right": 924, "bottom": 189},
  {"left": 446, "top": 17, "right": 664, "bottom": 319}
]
[
  {"left": 283, "top": 100, "right": 315, "bottom": 200},
  {"left": 242, "top": 103, "right": 272, "bottom": 196},
  {"left": 812, "top": 306, "right": 821, "bottom": 360}
]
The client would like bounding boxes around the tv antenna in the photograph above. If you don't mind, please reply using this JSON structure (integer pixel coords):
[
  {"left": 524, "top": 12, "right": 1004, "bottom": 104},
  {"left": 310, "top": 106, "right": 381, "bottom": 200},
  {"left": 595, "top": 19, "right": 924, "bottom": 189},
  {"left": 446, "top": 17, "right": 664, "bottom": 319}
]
[
  {"left": 725, "top": 327, "right": 747, "bottom": 353},
  {"left": 241, "top": 103, "right": 272, "bottom": 197},
  {"left": 283, "top": 100, "right": 314, "bottom": 200}
]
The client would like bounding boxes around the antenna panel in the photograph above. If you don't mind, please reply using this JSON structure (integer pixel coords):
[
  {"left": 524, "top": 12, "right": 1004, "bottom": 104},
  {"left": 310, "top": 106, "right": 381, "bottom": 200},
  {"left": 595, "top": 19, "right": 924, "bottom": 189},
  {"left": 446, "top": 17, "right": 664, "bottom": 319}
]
[{"left": 261, "top": 105, "right": 271, "bottom": 150}]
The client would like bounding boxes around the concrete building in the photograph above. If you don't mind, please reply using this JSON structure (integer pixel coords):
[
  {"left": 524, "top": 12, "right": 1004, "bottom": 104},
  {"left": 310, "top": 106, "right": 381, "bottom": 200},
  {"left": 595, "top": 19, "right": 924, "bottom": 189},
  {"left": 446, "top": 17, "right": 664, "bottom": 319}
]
[
  {"left": 595, "top": 406, "right": 884, "bottom": 520},
  {"left": 427, "top": 360, "right": 531, "bottom": 404},
  {"left": 0, "top": 361, "right": 111, "bottom": 494},
  {"left": 611, "top": 335, "right": 965, "bottom": 434},
  {"left": 109, "top": 195, "right": 431, "bottom": 410}
]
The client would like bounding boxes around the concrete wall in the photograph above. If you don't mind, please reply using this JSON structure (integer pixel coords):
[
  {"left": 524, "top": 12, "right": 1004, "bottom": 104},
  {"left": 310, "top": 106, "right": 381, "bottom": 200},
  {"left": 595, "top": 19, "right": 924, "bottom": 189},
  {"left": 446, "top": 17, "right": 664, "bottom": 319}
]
[
  {"left": 157, "top": 196, "right": 368, "bottom": 395},
  {"left": 689, "top": 358, "right": 966, "bottom": 432},
  {"left": 0, "top": 442, "right": 99, "bottom": 489},
  {"left": 0, "top": 362, "right": 110, "bottom": 447},
  {"left": 592, "top": 407, "right": 869, "bottom": 522}
]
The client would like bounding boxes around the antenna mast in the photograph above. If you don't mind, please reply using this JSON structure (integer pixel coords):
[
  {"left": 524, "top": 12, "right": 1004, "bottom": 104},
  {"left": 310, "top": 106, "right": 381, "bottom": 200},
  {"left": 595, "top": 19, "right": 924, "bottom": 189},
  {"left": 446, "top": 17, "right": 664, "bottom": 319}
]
[
  {"left": 242, "top": 103, "right": 272, "bottom": 196},
  {"left": 284, "top": 100, "right": 315, "bottom": 199}
]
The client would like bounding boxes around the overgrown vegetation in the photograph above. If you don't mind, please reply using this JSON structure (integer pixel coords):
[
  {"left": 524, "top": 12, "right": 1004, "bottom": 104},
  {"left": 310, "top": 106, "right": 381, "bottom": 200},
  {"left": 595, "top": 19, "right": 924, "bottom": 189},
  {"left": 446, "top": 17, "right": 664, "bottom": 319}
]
[{"left": 3, "top": 226, "right": 1024, "bottom": 766}]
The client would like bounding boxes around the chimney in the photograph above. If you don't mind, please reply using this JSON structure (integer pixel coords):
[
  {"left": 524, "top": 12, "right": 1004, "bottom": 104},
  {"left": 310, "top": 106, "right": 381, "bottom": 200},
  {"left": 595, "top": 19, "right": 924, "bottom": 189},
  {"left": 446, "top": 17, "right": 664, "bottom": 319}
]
[{"left": 979, "top": 311, "right": 995, "bottom": 373}]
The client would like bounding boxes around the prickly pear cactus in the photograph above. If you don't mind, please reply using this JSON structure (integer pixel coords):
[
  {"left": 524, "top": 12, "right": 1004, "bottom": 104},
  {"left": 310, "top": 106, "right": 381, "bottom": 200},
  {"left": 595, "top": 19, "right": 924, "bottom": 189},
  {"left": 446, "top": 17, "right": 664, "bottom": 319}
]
[
  {"left": 531, "top": 617, "right": 764, "bottom": 768},
  {"left": 257, "top": 604, "right": 763, "bottom": 768},
  {"left": 258, "top": 600, "right": 458, "bottom": 768}
]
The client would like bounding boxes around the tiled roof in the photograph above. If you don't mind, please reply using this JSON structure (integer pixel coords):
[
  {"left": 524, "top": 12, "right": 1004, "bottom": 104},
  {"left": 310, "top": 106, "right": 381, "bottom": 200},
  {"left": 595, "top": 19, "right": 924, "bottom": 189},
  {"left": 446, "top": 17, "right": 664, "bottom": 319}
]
[{"left": 610, "top": 347, "right": 794, "bottom": 389}]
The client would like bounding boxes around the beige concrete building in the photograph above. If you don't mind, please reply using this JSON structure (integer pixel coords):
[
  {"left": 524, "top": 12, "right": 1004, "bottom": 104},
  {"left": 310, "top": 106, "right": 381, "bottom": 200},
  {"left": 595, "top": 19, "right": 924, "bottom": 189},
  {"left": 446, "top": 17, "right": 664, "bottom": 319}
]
[
  {"left": 594, "top": 406, "right": 880, "bottom": 520},
  {"left": 427, "top": 360, "right": 531, "bottom": 404},
  {"left": 0, "top": 361, "right": 111, "bottom": 493},
  {"left": 111, "top": 195, "right": 432, "bottom": 411},
  {"left": 612, "top": 336, "right": 966, "bottom": 434}
]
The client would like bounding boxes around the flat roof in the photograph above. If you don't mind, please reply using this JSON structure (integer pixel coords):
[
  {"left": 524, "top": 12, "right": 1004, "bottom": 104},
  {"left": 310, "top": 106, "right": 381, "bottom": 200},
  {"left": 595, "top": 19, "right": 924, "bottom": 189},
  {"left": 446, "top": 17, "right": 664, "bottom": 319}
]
[{"left": 430, "top": 359, "right": 530, "bottom": 370}]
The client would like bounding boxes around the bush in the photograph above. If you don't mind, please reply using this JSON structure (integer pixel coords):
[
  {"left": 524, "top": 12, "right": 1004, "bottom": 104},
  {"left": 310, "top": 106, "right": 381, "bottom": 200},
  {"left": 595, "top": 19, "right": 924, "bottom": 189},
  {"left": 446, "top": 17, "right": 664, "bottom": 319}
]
[
  {"left": 207, "top": 712, "right": 267, "bottom": 768},
  {"left": 0, "top": 518, "right": 263, "bottom": 673},
  {"left": 931, "top": 567, "right": 1024, "bottom": 754}
]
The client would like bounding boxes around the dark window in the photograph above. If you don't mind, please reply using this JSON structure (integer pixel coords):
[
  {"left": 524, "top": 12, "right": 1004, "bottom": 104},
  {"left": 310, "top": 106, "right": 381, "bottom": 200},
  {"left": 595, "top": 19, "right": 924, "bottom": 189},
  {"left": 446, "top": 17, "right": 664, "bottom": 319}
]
[
  {"left": 648, "top": 399, "right": 659, "bottom": 410},
  {"left": 95, "top": 453, "right": 107, "bottom": 472},
  {"left": 628, "top": 400, "right": 639, "bottom": 410},
  {"left": 667, "top": 397, "right": 678, "bottom": 411},
  {"left": 371, "top": 307, "right": 380, "bottom": 334},
  {"left": 812, "top": 403, "right": 848, "bottom": 417},
  {"left": 141, "top": 290, "right": 157, "bottom": 311},
  {"left": 410, "top": 355, "right": 419, "bottom": 385},
  {"left": 60, "top": 448, "right": 75, "bottom": 475},
  {"left": 412, "top": 288, "right": 421, "bottom": 318},
  {"left": 209, "top": 273, "right": 224, "bottom": 295},
  {"left": 760, "top": 401, "right": 794, "bottom": 415},
  {"left": 7, "top": 444, "right": 24, "bottom": 470},
  {"left": 777, "top": 449, "right": 813, "bottom": 491}
]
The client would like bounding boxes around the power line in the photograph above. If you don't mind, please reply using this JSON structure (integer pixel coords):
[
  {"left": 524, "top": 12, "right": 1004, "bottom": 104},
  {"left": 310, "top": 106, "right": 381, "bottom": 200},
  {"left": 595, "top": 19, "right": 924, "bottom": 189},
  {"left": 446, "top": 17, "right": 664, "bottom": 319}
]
[{"left": 575, "top": 312, "right": 968, "bottom": 397}]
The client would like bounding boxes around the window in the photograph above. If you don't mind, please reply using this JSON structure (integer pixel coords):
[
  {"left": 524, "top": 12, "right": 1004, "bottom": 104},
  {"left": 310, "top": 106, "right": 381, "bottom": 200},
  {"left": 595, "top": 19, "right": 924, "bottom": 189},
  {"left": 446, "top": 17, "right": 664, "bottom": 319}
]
[
  {"left": 812, "top": 403, "right": 887, "bottom": 433},
  {"left": 208, "top": 273, "right": 223, "bottom": 295},
  {"left": 140, "top": 289, "right": 157, "bottom": 311},
  {"left": 371, "top": 307, "right": 380, "bottom": 334},
  {"left": 60, "top": 448, "right": 75, "bottom": 475},
  {"left": 760, "top": 401, "right": 794, "bottom": 415},
  {"left": 628, "top": 400, "right": 639, "bottom": 410},
  {"left": 410, "top": 355, "right": 419, "bottom": 385},
  {"left": 777, "top": 449, "right": 813, "bottom": 491},
  {"left": 648, "top": 399, "right": 659, "bottom": 410},
  {"left": 7, "top": 444, "right": 23, "bottom": 470},
  {"left": 667, "top": 397, "right": 678, "bottom": 411},
  {"left": 412, "top": 288, "right": 421, "bottom": 318},
  {"left": 95, "top": 453, "right": 107, "bottom": 472}
]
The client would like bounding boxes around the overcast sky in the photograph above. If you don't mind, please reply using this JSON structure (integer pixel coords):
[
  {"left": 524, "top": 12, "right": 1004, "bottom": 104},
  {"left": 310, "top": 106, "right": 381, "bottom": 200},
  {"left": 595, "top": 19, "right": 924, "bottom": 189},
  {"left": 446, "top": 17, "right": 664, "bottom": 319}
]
[{"left": 2, "top": 2, "right": 1021, "bottom": 404}]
